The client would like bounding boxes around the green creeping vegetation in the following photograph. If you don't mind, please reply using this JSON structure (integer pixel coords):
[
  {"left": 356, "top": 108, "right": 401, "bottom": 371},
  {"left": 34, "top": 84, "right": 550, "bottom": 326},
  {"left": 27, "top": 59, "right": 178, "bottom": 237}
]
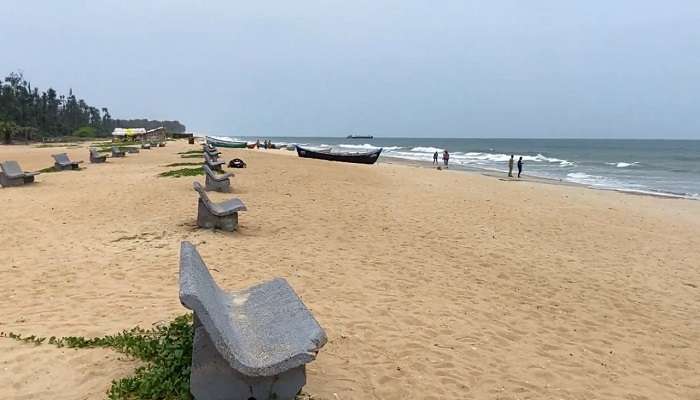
[
  {"left": 38, "top": 166, "right": 59, "bottom": 173},
  {"left": 180, "top": 154, "right": 204, "bottom": 159},
  {"left": 2, "top": 314, "right": 194, "bottom": 400},
  {"left": 163, "top": 162, "right": 203, "bottom": 167},
  {"left": 177, "top": 150, "right": 203, "bottom": 155},
  {"left": 1, "top": 314, "right": 316, "bottom": 400},
  {"left": 158, "top": 167, "right": 204, "bottom": 178}
]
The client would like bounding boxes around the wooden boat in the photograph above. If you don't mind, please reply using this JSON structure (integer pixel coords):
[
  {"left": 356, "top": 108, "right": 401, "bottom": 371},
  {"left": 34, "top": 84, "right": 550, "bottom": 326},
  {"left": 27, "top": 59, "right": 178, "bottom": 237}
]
[
  {"left": 205, "top": 136, "right": 247, "bottom": 148},
  {"left": 296, "top": 145, "right": 382, "bottom": 164}
]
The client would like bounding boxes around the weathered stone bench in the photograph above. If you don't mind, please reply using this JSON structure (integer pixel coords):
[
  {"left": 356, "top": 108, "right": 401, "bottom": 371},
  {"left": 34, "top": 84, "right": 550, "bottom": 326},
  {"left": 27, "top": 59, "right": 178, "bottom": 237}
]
[
  {"left": 141, "top": 143, "right": 151, "bottom": 149},
  {"left": 111, "top": 146, "right": 126, "bottom": 157},
  {"left": 0, "top": 161, "right": 40, "bottom": 187},
  {"left": 179, "top": 241, "right": 327, "bottom": 400},
  {"left": 126, "top": 147, "right": 140, "bottom": 154},
  {"left": 193, "top": 181, "right": 246, "bottom": 231},
  {"left": 204, "top": 164, "right": 233, "bottom": 192},
  {"left": 89, "top": 148, "right": 107, "bottom": 163},
  {"left": 52, "top": 153, "right": 83, "bottom": 170},
  {"left": 158, "top": 141, "right": 166, "bottom": 147},
  {"left": 204, "top": 152, "right": 225, "bottom": 172}
]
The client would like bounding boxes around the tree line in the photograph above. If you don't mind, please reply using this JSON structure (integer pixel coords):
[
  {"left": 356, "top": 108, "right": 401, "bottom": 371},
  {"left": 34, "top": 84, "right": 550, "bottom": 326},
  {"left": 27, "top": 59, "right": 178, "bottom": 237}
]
[{"left": 0, "top": 71, "right": 185, "bottom": 143}]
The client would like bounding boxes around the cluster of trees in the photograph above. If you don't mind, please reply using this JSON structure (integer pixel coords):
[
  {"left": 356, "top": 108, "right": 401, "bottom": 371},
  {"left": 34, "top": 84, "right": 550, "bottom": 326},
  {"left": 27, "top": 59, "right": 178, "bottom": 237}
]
[{"left": 0, "top": 72, "right": 185, "bottom": 143}]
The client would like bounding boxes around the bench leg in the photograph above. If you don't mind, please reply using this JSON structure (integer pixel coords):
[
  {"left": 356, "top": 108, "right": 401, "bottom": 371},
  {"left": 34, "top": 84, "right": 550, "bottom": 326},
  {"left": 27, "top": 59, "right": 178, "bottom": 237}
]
[
  {"left": 190, "top": 317, "right": 306, "bottom": 400},
  {"left": 205, "top": 176, "right": 231, "bottom": 193},
  {"left": 197, "top": 200, "right": 238, "bottom": 231},
  {"left": 1, "top": 174, "right": 26, "bottom": 187}
]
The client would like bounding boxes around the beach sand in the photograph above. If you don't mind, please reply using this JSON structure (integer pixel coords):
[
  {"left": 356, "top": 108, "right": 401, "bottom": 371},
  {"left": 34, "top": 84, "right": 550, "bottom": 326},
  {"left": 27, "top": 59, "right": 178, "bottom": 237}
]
[{"left": 1, "top": 141, "right": 699, "bottom": 399}]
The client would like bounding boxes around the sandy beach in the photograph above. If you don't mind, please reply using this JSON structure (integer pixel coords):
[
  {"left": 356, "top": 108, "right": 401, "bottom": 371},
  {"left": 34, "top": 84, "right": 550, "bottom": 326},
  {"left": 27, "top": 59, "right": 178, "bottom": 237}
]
[{"left": 1, "top": 140, "right": 699, "bottom": 399}]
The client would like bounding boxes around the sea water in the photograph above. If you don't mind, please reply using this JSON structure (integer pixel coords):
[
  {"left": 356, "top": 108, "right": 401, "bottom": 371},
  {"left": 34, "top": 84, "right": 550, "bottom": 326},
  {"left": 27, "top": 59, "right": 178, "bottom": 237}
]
[{"left": 227, "top": 137, "right": 700, "bottom": 200}]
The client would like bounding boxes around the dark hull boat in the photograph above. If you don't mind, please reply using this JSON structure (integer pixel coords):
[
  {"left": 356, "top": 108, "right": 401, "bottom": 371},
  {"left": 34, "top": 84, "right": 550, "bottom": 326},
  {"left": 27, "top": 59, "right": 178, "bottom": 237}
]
[
  {"left": 346, "top": 135, "right": 373, "bottom": 139},
  {"left": 296, "top": 146, "right": 382, "bottom": 165}
]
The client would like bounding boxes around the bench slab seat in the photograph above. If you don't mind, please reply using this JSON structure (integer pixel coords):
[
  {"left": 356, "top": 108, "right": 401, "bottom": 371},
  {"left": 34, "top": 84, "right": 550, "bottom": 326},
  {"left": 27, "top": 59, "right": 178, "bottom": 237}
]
[
  {"left": 89, "top": 148, "right": 107, "bottom": 163},
  {"left": 204, "top": 164, "right": 233, "bottom": 192},
  {"left": 126, "top": 147, "right": 140, "bottom": 153},
  {"left": 52, "top": 153, "right": 83, "bottom": 170},
  {"left": 194, "top": 182, "right": 246, "bottom": 231},
  {"left": 0, "top": 161, "right": 39, "bottom": 187},
  {"left": 111, "top": 147, "right": 126, "bottom": 157},
  {"left": 179, "top": 241, "right": 327, "bottom": 400}
]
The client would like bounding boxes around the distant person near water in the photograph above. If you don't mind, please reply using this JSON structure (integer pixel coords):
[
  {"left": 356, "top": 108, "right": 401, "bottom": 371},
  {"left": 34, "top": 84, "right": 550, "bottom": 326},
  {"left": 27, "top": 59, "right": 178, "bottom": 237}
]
[
  {"left": 517, "top": 156, "right": 523, "bottom": 178},
  {"left": 508, "top": 155, "right": 514, "bottom": 177},
  {"left": 433, "top": 151, "right": 439, "bottom": 165},
  {"left": 443, "top": 150, "right": 449, "bottom": 167}
]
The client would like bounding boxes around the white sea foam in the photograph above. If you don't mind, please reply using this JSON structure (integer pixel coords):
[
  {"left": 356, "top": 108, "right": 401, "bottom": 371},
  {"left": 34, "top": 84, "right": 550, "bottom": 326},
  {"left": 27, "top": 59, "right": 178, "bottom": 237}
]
[
  {"left": 606, "top": 162, "right": 638, "bottom": 168},
  {"left": 410, "top": 146, "right": 444, "bottom": 153},
  {"left": 338, "top": 143, "right": 402, "bottom": 151}
]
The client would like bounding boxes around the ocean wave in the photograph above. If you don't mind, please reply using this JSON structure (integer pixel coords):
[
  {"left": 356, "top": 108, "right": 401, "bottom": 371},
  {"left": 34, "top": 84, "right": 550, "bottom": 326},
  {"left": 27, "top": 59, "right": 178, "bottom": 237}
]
[
  {"left": 339, "top": 144, "right": 401, "bottom": 151},
  {"left": 410, "top": 146, "right": 444, "bottom": 153},
  {"left": 606, "top": 162, "right": 639, "bottom": 168}
]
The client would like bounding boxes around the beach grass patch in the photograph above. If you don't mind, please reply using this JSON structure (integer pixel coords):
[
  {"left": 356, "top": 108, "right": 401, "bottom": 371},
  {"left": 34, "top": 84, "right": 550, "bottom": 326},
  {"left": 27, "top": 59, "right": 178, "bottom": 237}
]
[
  {"left": 38, "top": 166, "right": 59, "bottom": 173},
  {"left": 2, "top": 314, "right": 194, "bottom": 400},
  {"left": 180, "top": 154, "right": 204, "bottom": 159},
  {"left": 158, "top": 167, "right": 203, "bottom": 178},
  {"left": 177, "top": 150, "right": 203, "bottom": 155}
]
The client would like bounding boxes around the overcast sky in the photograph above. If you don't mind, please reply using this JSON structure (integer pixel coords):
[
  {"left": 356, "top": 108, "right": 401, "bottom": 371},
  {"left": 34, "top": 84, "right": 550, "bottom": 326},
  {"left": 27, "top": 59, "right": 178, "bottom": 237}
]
[{"left": 2, "top": 1, "right": 699, "bottom": 138}]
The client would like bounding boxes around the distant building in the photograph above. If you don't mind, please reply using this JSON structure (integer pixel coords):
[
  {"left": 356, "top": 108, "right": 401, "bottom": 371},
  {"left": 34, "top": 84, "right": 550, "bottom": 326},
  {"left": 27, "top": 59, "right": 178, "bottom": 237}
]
[
  {"left": 112, "top": 127, "right": 167, "bottom": 143},
  {"left": 112, "top": 128, "right": 147, "bottom": 142}
]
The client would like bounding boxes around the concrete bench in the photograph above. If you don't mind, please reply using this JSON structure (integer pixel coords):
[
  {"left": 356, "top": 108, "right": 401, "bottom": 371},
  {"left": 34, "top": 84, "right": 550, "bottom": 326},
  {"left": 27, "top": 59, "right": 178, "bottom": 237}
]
[
  {"left": 179, "top": 241, "right": 327, "bottom": 400},
  {"left": 0, "top": 161, "right": 40, "bottom": 187},
  {"left": 89, "top": 148, "right": 107, "bottom": 163},
  {"left": 203, "top": 164, "right": 233, "bottom": 192},
  {"left": 52, "top": 153, "right": 83, "bottom": 170},
  {"left": 204, "top": 152, "right": 225, "bottom": 172},
  {"left": 158, "top": 141, "right": 166, "bottom": 147},
  {"left": 141, "top": 143, "right": 151, "bottom": 149},
  {"left": 126, "top": 147, "right": 140, "bottom": 154},
  {"left": 112, "top": 147, "right": 126, "bottom": 157},
  {"left": 193, "top": 181, "right": 246, "bottom": 231}
]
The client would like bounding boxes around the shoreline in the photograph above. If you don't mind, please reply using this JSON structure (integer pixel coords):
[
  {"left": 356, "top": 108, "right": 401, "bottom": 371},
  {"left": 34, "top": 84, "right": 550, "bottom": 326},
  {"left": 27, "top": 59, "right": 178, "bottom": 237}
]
[{"left": 379, "top": 154, "right": 699, "bottom": 201}]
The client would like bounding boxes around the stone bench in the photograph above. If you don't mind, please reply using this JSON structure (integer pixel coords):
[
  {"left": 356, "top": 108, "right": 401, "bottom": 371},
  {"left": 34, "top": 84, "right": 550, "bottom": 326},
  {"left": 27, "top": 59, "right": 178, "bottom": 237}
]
[
  {"left": 203, "top": 164, "right": 234, "bottom": 192},
  {"left": 89, "top": 148, "right": 107, "bottom": 163},
  {"left": 141, "top": 143, "right": 151, "bottom": 149},
  {"left": 111, "top": 147, "right": 126, "bottom": 157},
  {"left": 126, "top": 147, "right": 140, "bottom": 154},
  {"left": 0, "top": 161, "right": 40, "bottom": 187},
  {"left": 178, "top": 241, "right": 327, "bottom": 400},
  {"left": 52, "top": 153, "right": 83, "bottom": 170},
  {"left": 204, "top": 153, "right": 224, "bottom": 172},
  {"left": 193, "top": 181, "right": 246, "bottom": 231}
]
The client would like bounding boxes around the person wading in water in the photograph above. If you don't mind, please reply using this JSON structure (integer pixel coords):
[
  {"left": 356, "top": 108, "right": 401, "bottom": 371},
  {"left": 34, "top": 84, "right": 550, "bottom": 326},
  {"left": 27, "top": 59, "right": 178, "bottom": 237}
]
[
  {"left": 443, "top": 150, "right": 450, "bottom": 168},
  {"left": 517, "top": 156, "right": 523, "bottom": 178},
  {"left": 508, "top": 155, "right": 514, "bottom": 177},
  {"left": 433, "top": 151, "right": 439, "bottom": 165}
]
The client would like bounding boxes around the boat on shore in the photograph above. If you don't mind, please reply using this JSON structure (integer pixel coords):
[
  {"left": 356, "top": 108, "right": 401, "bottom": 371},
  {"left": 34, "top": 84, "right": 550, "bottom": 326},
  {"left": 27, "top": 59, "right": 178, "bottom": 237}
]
[
  {"left": 205, "top": 136, "right": 247, "bottom": 148},
  {"left": 346, "top": 134, "right": 374, "bottom": 139},
  {"left": 296, "top": 145, "right": 382, "bottom": 164}
]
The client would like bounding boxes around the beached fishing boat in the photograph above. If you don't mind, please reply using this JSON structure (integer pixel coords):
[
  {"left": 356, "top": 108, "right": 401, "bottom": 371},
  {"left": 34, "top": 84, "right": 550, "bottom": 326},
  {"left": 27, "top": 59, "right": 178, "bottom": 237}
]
[
  {"left": 296, "top": 145, "right": 382, "bottom": 164},
  {"left": 205, "top": 136, "right": 247, "bottom": 148}
]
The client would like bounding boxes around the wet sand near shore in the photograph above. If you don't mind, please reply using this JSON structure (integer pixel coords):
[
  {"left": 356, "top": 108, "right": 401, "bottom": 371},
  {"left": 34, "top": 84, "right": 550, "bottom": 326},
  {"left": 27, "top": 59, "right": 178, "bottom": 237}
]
[{"left": 1, "top": 140, "right": 699, "bottom": 399}]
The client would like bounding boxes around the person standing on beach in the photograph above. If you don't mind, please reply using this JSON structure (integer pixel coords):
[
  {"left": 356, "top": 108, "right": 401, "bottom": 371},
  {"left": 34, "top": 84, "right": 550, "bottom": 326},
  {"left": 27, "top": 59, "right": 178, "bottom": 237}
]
[
  {"left": 508, "top": 155, "right": 514, "bottom": 177},
  {"left": 443, "top": 150, "right": 449, "bottom": 168},
  {"left": 433, "top": 151, "right": 439, "bottom": 165},
  {"left": 517, "top": 156, "right": 523, "bottom": 178}
]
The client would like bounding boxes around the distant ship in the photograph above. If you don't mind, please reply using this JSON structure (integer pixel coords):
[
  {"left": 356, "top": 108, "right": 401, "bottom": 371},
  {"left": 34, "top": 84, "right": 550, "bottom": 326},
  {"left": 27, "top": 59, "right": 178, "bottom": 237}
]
[{"left": 346, "top": 134, "right": 374, "bottom": 139}]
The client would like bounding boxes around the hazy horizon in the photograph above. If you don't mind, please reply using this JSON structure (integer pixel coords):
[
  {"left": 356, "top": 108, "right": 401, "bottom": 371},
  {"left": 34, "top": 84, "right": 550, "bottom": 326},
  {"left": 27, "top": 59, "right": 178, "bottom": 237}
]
[{"left": 2, "top": 1, "right": 699, "bottom": 139}]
